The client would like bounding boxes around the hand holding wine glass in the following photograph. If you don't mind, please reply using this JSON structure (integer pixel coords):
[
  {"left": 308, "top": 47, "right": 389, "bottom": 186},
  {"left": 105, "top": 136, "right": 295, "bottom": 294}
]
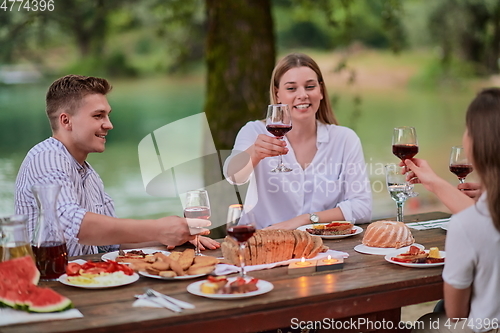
[
  {"left": 266, "top": 104, "right": 293, "bottom": 173},
  {"left": 184, "top": 190, "right": 211, "bottom": 256},
  {"left": 449, "top": 146, "right": 473, "bottom": 184},
  {"left": 226, "top": 204, "right": 256, "bottom": 277}
]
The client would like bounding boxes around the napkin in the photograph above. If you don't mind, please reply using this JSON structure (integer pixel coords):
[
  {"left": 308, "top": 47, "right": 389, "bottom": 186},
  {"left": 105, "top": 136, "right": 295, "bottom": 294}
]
[
  {"left": 133, "top": 298, "right": 166, "bottom": 309},
  {"left": 214, "top": 249, "right": 348, "bottom": 275},
  {"left": 0, "top": 308, "right": 83, "bottom": 327},
  {"left": 406, "top": 218, "right": 450, "bottom": 230}
]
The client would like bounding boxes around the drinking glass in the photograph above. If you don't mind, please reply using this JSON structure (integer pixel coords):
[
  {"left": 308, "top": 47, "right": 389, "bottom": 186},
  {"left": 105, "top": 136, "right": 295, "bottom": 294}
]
[
  {"left": 266, "top": 104, "right": 293, "bottom": 173},
  {"left": 226, "top": 204, "right": 256, "bottom": 277},
  {"left": 184, "top": 190, "right": 211, "bottom": 256},
  {"left": 449, "top": 146, "right": 473, "bottom": 184},
  {"left": 385, "top": 164, "right": 416, "bottom": 222},
  {"left": 392, "top": 127, "right": 418, "bottom": 161}
]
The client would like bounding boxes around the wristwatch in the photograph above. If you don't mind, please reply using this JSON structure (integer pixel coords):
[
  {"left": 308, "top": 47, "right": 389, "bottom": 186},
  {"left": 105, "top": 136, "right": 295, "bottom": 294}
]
[{"left": 309, "top": 213, "right": 320, "bottom": 224}]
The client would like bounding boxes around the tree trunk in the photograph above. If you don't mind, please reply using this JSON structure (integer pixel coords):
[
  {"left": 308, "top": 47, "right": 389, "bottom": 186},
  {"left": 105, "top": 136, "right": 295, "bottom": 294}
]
[
  {"left": 204, "top": 0, "right": 275, "bottom": 150},
  {"left": 203, "top": 0, "right": 275, "bottom": 238}
]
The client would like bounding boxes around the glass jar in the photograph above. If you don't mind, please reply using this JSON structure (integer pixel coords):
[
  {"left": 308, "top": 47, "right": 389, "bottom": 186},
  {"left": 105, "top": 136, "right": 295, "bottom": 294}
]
[{"left": 0, "top": 214, "right": 35, "bottom": 262}]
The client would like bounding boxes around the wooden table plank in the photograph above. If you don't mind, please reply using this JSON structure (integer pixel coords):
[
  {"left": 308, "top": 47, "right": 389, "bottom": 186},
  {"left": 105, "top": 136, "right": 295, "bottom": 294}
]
[{"left": 0, "top": 212, "right": 450, "bottom": 333}]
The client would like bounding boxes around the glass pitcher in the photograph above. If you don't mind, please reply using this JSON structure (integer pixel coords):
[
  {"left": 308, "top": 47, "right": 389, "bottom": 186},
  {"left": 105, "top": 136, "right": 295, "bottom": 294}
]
[
  {"left": 0, "top": 214, "right": 35, "bottom": 262},
  {"left": 31, "top": 183, "right": 68, "bottom": 280}
]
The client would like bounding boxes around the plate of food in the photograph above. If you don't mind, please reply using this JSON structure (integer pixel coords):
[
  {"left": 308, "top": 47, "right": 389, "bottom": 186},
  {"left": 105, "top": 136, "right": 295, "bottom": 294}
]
[
  {"left": 297, "top": 221, "right": 362, "bottom": 239},
  {"left": 59, "top": 260, "right": 139, "bottom": 289},
  {"left": 133, "top": 249, "right": 219, "bottom": 279},
  {"left": 101, "top": 248, "right": 170, "bottom": 264},
  {"left": 354, "top": 243, "right": 424, "bottom": 256},
  {"left": 385, "top": 246, "right": 445, "bottom": 268},
  {"left": 187, "top": 276, "right": 274, "bottom": 299}
]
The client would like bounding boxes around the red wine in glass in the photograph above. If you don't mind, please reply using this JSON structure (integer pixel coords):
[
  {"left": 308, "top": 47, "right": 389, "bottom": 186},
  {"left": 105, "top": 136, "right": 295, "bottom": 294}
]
[
  {"left": 266, "top": 104, "right": 293, "bottom": 173},
  {"left": 227, "top": 225, "right": 256, "bottom": 242},
  {"left": 392, "top": 144, "right": 419, "bottom": 161},
  {"left": 450, "top": 164, "right": 473, "bottom": 180},
  {"left": 184, "top": 206, "right": 211, "bottom": 220},
  {"left": 449, "top": 146, "right": 473, "bottom": 184},
  {"left": 266, "top": 124, "right": 292, "bottom": 138}
]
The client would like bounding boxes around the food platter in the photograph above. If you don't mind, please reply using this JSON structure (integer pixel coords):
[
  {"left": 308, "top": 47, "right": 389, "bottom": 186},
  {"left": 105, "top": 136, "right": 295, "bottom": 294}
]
[
  {"left": 138, "top": 271, "right": 209, "bottom": 280},
  {"left": 354, "top": 243, "right": 424, "bottom": 256},
  {"left": 58, "top": 273, "right": 139, "bottom": 289},
  {"left": 101, "top": 248, "right": 170, "bottom": 264},
  {"left": 297, "top": 224, "right": 363, "bottom": 239},
  {"left": 187, "top": 277, "right": 274, "bottom": 299},
  {"left": 384, "top": 250, "right": 446, "bottom": 268}
]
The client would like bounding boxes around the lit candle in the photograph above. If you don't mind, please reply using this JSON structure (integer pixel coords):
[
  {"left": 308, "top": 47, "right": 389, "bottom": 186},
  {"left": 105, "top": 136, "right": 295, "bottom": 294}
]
[
  {"left": 316, "top": 256, "right": 344, "bottom": 272},
  {"left": 295, "top": 257, "right": 312, "bottom": 267},
  {"left": 288, "top": 257, "right": 317, "bottom": 275},
  {"left": 321, "top": 255, "right": 338, "bottom": 264}
]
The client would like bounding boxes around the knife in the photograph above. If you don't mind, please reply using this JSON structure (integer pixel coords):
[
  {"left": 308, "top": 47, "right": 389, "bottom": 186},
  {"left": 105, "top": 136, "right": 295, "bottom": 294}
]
[
  {"left": 146, "top": 288, "right": 196, "bottom": 309},
  {"left": 134, "top": 295, "right": 182, "bottom": 312}
]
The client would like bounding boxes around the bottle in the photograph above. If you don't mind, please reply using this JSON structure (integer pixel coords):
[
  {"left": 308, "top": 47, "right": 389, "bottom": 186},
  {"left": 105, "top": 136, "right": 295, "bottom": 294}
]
[
  {"left": 31, "top": 183, "right": 68, "bottom": 280},
  {"left": 0, "top": 214, "right": 35, "bottom": 262}
]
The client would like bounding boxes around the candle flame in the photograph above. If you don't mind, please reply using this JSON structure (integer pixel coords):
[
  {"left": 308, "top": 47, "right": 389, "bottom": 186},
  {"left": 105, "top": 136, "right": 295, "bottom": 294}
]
[
  {"left": 327, "top": 255, "right": 331, "bottom": 260},
  {"left": 301, "top": 257, "right": 305, "bottom": 263}
]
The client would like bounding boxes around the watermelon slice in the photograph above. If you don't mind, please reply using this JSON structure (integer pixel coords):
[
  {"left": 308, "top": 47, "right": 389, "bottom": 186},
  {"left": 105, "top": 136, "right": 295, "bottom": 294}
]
[
  {"left": 0, "top": 256, "right": 72, "bottom": 313},
  {"left": 0, "top": 255, "right": 40, "bottom": 285}
]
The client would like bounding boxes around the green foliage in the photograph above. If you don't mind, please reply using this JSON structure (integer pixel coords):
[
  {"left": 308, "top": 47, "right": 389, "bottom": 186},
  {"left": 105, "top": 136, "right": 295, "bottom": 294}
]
[
  {"left": 409, "top": 56, "right": 477, "bottom": 91},
  {"left": 273, "top": 0, "right": 406, "bottom": 51}
]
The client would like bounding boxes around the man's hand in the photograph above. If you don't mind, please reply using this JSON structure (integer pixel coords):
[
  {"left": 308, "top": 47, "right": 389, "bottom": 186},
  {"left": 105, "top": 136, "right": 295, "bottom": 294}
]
[{"left": 189, "top": 236, "right": 220, "bottom": 251}]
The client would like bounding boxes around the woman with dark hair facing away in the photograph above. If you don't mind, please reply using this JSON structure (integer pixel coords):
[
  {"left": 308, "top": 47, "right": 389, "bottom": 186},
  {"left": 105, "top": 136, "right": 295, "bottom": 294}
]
[{"left": 406, "top": 88, "right": 500, "bottom": 333}]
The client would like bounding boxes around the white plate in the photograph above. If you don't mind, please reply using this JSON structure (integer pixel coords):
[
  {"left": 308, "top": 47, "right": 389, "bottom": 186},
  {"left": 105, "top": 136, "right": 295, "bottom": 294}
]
[
  {"left": 187, "top": 277, "right": 274, "bottom": 299},
  {"left": 354, "top": 243, "right": 424, "bottom": 256},
  {"left": 101, "top": 248, "right": 170, "bottom": 264},
  {"left": 385, "top": 250, "right": 446, "bottom": 268},
  {"left": 297, "top": 224, "right": 363, "bottom": 239},
  {"left": 58, "top": 273, "right": 139, "bottom": 289},
  {"left": 139, "top": 270, "right": 209, "bottom": 280}
]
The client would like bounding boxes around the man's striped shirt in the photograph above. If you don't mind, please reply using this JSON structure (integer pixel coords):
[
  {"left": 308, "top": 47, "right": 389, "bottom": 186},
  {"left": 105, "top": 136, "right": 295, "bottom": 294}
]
[{"left": 15, "top": 137, "right": 119, "bottom": 256}]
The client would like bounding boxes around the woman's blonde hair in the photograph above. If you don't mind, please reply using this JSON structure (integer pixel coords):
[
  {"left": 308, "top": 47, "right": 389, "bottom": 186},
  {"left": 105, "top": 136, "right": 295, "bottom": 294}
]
[
  {"left": 269, "top": 53, "right": 338, "bottom": 125},
  {"left": 466, "top": 87, "right": 500, "bottom": 232}
]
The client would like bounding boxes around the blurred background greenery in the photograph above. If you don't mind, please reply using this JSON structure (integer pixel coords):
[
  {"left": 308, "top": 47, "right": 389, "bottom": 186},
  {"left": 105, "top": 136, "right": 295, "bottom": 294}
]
[{"left": 1, "top": 0, "right": 498, "bottom": 221}]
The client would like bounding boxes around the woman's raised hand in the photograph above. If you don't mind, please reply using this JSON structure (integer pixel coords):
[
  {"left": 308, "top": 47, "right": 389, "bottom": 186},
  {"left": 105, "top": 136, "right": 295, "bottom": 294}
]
[{"left": 250, "top": 134, "right": 288, "bottom": 164}]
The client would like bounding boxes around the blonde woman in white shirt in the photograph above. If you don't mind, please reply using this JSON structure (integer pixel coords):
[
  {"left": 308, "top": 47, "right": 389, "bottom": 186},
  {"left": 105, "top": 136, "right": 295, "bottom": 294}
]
[{"left": 224, "top": 53, "right": 372, "bottom": 230}]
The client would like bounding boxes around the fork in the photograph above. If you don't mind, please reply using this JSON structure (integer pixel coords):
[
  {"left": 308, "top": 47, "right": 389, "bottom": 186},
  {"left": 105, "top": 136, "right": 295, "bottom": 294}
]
[
  {"left": 144, "top": 288, "right": 195, "bottom": 309},
  {"left": 135, "top": 294, "right": 182, "bottom": 312}
]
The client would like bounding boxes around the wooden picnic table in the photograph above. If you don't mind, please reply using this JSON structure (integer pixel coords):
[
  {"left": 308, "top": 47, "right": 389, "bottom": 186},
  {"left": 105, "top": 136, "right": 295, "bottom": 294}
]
[{"left": 2, "top": 211, "right": 450, "bottom": 333}]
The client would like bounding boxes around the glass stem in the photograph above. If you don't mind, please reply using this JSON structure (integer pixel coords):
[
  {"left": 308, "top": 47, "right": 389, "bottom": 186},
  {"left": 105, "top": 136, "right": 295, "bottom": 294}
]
[
  {"left": 459, "top": 178, "right": 465, "bottom": 184},
  {"left": 238, "top": 242, "right": 246, "bottom": 277},
  {"left": 278, "top": 137, "right": 284, "bottom": 166},
  {"left": 396, "top": 202, "right": 405, "bottom": 222},
  {"left": 195, "top": 235, "right": 201, "bottom": 256}
]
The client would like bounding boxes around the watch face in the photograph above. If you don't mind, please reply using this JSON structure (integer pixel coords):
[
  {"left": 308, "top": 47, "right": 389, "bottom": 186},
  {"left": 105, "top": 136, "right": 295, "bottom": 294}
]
[{"left": 310, "top": 214, "right": 319, "bottom": 223}]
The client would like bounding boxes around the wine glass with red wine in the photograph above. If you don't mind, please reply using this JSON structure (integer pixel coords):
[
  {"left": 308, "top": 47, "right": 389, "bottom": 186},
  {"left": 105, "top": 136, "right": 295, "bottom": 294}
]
[
  {"left": 184, "top": 190, "right": 211, "bottom": 256},
  {"left": 266, "top": 104, "right": 293, "bottom": 173},
  {"left": 226, "top": 204, "right": 256, "bottom": 277},
  {"left": 392, "top": 126, "right": 419, "bottom": 198},
  {"left": 392, "top": 127, "right": 419, "bottom": 161},
  {"left": 449, "top": 146, "right": 473, "bottom": 184}
]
